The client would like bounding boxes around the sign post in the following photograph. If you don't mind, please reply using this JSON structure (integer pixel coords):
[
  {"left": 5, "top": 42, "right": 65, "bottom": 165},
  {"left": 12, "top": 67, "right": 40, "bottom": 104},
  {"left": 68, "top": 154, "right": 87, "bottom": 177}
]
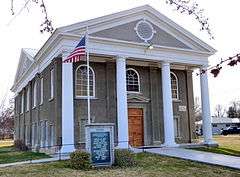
[{"left": 85, "top": 123, "right": 114, "bottom": 167}]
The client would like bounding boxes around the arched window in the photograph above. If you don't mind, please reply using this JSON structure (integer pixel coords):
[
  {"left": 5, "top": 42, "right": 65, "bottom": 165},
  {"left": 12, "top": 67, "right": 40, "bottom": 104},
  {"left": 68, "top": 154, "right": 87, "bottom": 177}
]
[
  {"left": 126, "top": 68, "right": 140, "bottom": 93},
  {"left": 75, "top": 65, "right": 95, "bottom": 97},
  {"left": 171, "top": 72, "right": 179, "bottom": 100}
]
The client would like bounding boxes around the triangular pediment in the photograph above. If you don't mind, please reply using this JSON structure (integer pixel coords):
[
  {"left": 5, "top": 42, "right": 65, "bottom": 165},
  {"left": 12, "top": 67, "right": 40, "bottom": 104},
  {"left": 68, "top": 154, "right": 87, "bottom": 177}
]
[
  {"left": 13, "top": 48, "right": 38, "bottom": 84},
  {"left": 91, "top": 20, "right": 191, "bottom": 50},
  {"left": 59, "top": 5, "right": 216, "bottom": 53},
  {"left": 127, "top": 93, "right": 150, "bottom": 103}
]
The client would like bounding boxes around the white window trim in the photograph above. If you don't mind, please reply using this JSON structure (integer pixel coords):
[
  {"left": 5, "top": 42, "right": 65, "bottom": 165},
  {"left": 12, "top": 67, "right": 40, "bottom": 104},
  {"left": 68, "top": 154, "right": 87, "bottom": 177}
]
[
  {"left": 170, "top": 72, "right": 179, "bottom": 101},
  {"left": 20, "top": 93, "right": 24, "bottom": 114},
  {"left": 31, "top": 123, "right": 35, "bottom": 146},
  {"left": 33, "top": 81, "right": 37, "bottom": 108},
  {"left": 75, "top": 64, "right": 96, "bottom": 98},
  {"left": 50, "top": 69, "right": 54, "bottom": 99},
  {"left": 45, "top": 121, "right": 48, "bottom": 148},
  {"left": 49, "top": 124, "right": 54, "bottom": 147},
  {"left": 40, "top": 78, "right": 43, "bottom": 105},
  {"left": 126, "top": 68, "right": 141, "bottom": 93},
  {"left": 40, "top": 120, "right": 45, "bottom": 148},
  {"left": 26, "top": 87, "right": 30, "bottom": 112},
  {"left": 174, "top": 116, "right": 181, "bottom": 138},
  {"left": 25, "top": 125, "right": 28, "bottom": 144}
]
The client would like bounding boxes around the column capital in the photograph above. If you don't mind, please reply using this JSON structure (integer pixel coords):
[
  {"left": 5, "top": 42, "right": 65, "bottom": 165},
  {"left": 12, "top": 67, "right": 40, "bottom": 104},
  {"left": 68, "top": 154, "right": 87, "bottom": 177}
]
[
  {"left": 116, "top": 55, "right": 128, "bottom": 61},
  {"left": 161, "top": 61, "right": 172, "bottom": 67},
  {"left": 200, "top": 64, "right": 209, "bottom": 70},
  {"left": 61, "top": 49, "right": 71, "bottom": 60}
]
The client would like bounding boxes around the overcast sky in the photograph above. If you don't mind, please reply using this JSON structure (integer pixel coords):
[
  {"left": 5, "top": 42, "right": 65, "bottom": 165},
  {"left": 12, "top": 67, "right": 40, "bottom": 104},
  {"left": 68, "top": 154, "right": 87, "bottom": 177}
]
[{"left": 0, "top": 0, "right": 240, "bottom": 114}]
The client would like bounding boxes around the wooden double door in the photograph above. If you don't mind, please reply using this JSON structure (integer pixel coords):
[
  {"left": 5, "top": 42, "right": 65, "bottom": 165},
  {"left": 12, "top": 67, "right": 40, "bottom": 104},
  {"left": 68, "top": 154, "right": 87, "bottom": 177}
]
[{"left": 128, "top": 108, "right": 144, "bottom": 147}]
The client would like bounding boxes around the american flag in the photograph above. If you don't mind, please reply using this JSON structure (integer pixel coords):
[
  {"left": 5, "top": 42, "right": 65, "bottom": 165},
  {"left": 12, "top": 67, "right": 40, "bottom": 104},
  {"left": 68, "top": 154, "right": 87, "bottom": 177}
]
[{"left": 63, "top": 36, "right": 86, "bottom": 63}]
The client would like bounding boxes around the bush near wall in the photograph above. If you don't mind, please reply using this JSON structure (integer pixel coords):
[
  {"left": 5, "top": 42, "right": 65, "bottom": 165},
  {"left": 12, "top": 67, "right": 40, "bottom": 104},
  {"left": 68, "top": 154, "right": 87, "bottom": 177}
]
[
  {"left": 14, "top": 140, "right": 28, "bottom": 151},
  {"left": 114, "top": 149, "right": 136, "bottom": 167},
  {"left": 69, "top": 150, "right": 92, "bottom": 170}
]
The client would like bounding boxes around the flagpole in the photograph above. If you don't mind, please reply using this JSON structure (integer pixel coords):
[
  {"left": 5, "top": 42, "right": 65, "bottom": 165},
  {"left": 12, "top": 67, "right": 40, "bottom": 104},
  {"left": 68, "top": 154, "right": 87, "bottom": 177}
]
[{"left": 86, "top": 27, "right": 91, "bottom": 124}]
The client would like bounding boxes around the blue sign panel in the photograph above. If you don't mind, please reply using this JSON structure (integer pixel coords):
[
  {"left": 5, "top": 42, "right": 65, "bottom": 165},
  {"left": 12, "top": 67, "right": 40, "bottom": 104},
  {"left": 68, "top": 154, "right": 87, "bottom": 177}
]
[{"left": 90, "top": 131, "right": 111, "bottom": 165}]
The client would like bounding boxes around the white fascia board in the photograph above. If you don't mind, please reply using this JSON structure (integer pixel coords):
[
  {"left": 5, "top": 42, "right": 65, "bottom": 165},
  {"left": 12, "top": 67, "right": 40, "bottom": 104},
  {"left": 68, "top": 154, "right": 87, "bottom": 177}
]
[
  {"left": 88, "top": 36, "right": 209, "bottom": 66},
  {"left": 90, "top": 35, "right": 211, "bottom": 56},
  {"left": 12, "top": 34, "right": 80, "bottom": 94},
  {"left": 12, "top": 50, "right": 24, "bottom": 87}
]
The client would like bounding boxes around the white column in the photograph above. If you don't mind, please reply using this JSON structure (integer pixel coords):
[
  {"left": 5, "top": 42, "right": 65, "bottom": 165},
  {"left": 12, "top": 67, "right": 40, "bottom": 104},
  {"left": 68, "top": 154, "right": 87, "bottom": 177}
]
[
  {"left": 116, "top": 56, "right": 129, "bottom": 148},
  {"left": 161, "top": 62, "right": 177, "bottom": 147},
  {"left": 61, "top": 52, "right": 75, "bottom": 153},
  {"left": 200, "top": 67, "right": 215, "bottom": 145}
]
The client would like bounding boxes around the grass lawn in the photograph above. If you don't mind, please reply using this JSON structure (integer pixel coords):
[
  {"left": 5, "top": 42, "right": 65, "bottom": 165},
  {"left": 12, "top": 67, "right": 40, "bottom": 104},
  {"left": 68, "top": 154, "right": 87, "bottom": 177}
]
[
  {"left": 0, "top": 153, "right": 239, "bottom": 177},
  {"left": 0, "top": 146, "right": 50, "bottom": 164},
  {"left": 195, "top": 135, "right": 240, "bottom": 156},
  {"left": 212, "top": 135, "right": 240, "bottom": 151}
]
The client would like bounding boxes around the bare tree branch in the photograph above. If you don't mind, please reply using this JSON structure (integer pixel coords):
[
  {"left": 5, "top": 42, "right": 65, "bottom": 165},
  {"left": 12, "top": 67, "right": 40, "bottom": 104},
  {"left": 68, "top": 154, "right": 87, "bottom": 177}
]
[
  {"left": 165, "top": 0, "right": 214, "bottom": 39},
  {"left": 10, "top": 0, "right": 54, "bottom": 33}
]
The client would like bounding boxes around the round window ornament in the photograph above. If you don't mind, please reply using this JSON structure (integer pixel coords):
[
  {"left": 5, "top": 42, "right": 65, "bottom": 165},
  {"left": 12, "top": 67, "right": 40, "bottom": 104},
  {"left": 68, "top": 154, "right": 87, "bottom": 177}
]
[{"left": 134, "top": 20, "right": 156, "bottom": 43}]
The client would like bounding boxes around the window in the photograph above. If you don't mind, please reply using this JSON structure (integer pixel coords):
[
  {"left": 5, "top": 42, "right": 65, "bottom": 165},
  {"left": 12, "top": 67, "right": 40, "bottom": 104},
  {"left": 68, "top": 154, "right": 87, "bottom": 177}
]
[
  {"left": 75, "top": 65, "right": 95, "bottom": 97},
  {"left": 50, "top": 69, "right": 54, "bottom": 99},
  {"left": 24, "top": 125, "right": 28, "bottom": 145},
  {"left": 21, "top": 93, "right": 24, "bottom": 114},
  {"left": 26, "top": 87, "right": 30, "bottom": 111},
  {"left": 171, "top": 72, "right": 179, "bottom": 100},
  {"left": 40, "top": 121, "right": 45, "bottom": 148},
  {"left": 45, "top": 121, "right": 48, "bottom": 147},
  {"left": 33, "top": 81, "right": 37, "bottom": 108},
  {"left": 31, "top": 123, "right": 37, "bottom": 147},
  {"left": 126, "top": 68, "right": 140, "bottom": 92},
  {"left": 174, "top": 116, "right": 181, "bottom": 138},
  {"left": 40, "top": 78, "right": 43, "bottom": 104},
  {"left": 49, "top": 125, "right": 54, "bottom": 147},
  {"left": 31, "top": 124, "right": 35, "bottom": 146}
]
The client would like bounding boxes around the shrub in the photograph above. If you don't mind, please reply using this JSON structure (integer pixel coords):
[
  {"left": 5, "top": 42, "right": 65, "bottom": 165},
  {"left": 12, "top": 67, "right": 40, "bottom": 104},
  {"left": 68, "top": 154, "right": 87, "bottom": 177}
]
[
  {"left": 14, "top": 139, "right": 29, "bottom": 151},
  {"left": 114, "top": 149, "right": 136, "bottom": 167},
  {"left": 69, "top": 150, "right": 92, "bottom": 170}
]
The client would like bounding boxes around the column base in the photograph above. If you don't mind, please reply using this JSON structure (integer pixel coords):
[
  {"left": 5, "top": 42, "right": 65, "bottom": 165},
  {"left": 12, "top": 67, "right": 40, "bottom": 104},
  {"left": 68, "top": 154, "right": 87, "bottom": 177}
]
[
  {"left": 203, "top": 140, "right": 218, "bottom": 147},
  {"left": 117, "top": 141, "right": 129, "bottom": 149},
  {"left": 162, "top": 142, "right": 179, "bottom": 148},
  {"left": 60, "top": 145, "right": 75, "bottom": 154}
]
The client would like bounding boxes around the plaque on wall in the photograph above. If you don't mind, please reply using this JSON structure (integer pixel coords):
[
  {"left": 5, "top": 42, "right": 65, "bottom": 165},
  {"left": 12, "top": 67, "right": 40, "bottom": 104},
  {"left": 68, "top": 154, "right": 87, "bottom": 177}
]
[
  {"left": 85, "top": 123, "right": 114, "bottom": 166},
  {"left": 179, "top": 105, "right": 187, "bottom": 112}
]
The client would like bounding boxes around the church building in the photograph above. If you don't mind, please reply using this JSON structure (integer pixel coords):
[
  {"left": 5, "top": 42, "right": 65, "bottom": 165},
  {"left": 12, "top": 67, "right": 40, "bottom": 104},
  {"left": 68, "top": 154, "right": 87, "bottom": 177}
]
[{"left": 11, "top": 5, "right": 216, "bottom": 153}]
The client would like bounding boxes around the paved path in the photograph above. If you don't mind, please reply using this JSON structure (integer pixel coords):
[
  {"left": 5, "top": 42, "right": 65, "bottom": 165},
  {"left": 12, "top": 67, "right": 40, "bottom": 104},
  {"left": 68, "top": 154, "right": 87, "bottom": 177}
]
[
  {"left": 0, "top": 155, "right": 70, "bottom": 168},
  {"left": 146, "top": 147, "right": 240, "bottom": 170}
]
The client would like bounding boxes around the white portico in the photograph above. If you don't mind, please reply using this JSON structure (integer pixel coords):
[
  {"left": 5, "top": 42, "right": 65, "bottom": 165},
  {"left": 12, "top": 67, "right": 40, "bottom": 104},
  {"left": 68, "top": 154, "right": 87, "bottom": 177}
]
[{"left": 58, "top": 5, "right": 217, "bottom": 151}]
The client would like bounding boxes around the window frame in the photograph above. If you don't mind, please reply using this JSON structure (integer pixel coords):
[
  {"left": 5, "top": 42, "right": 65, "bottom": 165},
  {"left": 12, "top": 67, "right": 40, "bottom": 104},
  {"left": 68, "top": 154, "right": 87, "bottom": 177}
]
[
  {"left": 49, "top": 124, "right": 55, "bottom": 147},
  {"left": 174, "top": 116, "right": 181, "bottom": 138},
  {"left": 20, "top": 92, "right": 24, "bottom": 114},
  {"left": 50, "top": 69, "right": 54, "bottom": 99},
  {"left": 40, "top": 77, "right": 43, "bottom": 105},
  {"left": 40, "top": 121, "right": 45, "bottom": 148},
  {"left": 26, "top": 87, "right": 30, "bottom": 112},
  {"left": 33, "top": 81, "right": 37, "bottom": 108},
  {"left": 75, "top": 64, "right": 95, "bottom": 99},
  {"left": 126, "top": 68, "right": 141, "bottom": 93},
  {"left": 170, "top": 72, "right": 179, "bottom": 101}
]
